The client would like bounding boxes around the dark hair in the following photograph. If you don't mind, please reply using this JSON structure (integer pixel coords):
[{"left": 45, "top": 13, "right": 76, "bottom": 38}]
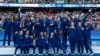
[{"left": 0, "top": 18, "right": 1, "bottom": 20}]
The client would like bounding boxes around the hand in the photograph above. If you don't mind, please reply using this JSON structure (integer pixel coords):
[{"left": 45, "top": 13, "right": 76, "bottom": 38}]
[
  {"left": 15, "top": 31, "right": 18, "bottom": 34},
  {"left": 82, "top": 27, "right": 84, "bottom": 30},
  {"left": 50, "top": 24, "right": 53, "bottom": 26},
  {"left": 89, "top": 9, "right": 92, "bottom": 12}
]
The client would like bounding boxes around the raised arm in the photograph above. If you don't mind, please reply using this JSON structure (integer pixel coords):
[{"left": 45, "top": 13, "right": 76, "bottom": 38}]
[
  {"left": 82, "top": 9, "right": 92, "bottom": 21},
  {"left": 18, "top": 8, "right": 21, "bottom": 22}
]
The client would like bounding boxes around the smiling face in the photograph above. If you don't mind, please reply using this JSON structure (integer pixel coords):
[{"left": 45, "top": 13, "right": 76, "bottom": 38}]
[
  {"left": 57, "top": 17, "right": 60, "bottom": 22},
  {"left": 50, "top": 32, "right": 54, "bottom": 38},
  {"left": 49, "top": 16, "right": 53, "bottom": 20},
  {"left": 7, "top": 15, "right": 11, "bottom": 19},
  {"left": 40, "top": 32, "right": 44, "bottom": 36},
  {"left": 19, "top": 30, "right": 23, "bottom": 36},
  {"left": 74, "top": 14, "right": 79, "bottom": 18},
  {"left": 64, "top": 14, "right": 68, "bottom": 18},
  {"left": 71, "top": 22, "right": 75, "bottom": 26},
  {"left": 43, "top": 15, "right": 46, "bottom": 19},
  {"left": 26, "top": 31, "right": 29, "bottom": 35},
  {"left": 78, "top": 22, "right": 82, "bottom": 27}
]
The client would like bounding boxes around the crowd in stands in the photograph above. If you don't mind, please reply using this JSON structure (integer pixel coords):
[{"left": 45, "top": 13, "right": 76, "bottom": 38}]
[
  {"left": 0, "top": 0, "right": 99, "bottom": 4},
  {"left": 0, "top": 9, "right": 100, "bottom": 30}
]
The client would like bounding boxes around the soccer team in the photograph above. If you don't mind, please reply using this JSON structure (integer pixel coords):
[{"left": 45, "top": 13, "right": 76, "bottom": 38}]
[{"left": 2, "top": 8, "right": 94, "bottom": 55}]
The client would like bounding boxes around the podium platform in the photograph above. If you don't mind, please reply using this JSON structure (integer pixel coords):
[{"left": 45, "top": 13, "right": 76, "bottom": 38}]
[{"left": 0, "top": 45, "right": 100, "bottom": 56}]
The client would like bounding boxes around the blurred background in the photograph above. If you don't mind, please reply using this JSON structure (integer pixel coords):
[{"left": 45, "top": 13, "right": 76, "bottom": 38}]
[{"left": 0, "top": 0, "right": 99, "bottom": 4}]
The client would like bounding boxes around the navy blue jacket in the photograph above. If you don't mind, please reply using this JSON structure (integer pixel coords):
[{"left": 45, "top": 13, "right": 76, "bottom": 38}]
[
  {"left": 13, "top": 12, "right": 21, "bottom": 32},
  {"left": 48, "top": 19, "right": 56, "bottom": 32},
  {"left": 48, "top": 36, "right": 58, "bottom": 46},
  {"left": 14, "top": 35, "right": 20, "bottom": 47},
  {"left": 63, "top": 20, "right": 70, "bottom": 28},
  {"left": 2, "top": 18, "right": 12, "bottom": 32},
  {"left": 24, "top": 35, "right": 31, "bottom": 47},
  {"left": 26, "top": 21, "right": 34, "bottom": 33},
  {"left": 28, "top": 37, "right": 33, "bottom": 46},
  {"left": 57, "top": 35, "right": 66, "bottom": 44},
  {"left": 76, "top": 27, "right": 84, "bottom": 40},
  {"left": 37, "top": 36, "right": 47, "bottom": 46},
  {"left": 62, "top": 19, "right": 71, "bottom": 33},
  {"left": 73, "top": 18, "right": 81, "bottom": 27},
  {"left": 40, "top": 19, "right": 49, "bottom": 32},
  {"left": 15, "top": 35, "right": 24, "bottom": 47},
  {"left": 12, "top": 20, "right": 20, "bottom": 34},
  {"left": 55, "top": 21, "right": 63, "bottom": 32},
  {"left": 34, "top": 21, "right": 41, "bottom": 35},
  {"left": 13, "top": 33, "right": 18, "bottom": 45},
  {"left": 83, "top": 24, "right": 93, "bottom": 39},
  {"left": 68, "top": 27, "right": 76, "bottom": 38},
  {"left": 30, "top": 38, "right": 38, "bottom": 47},
  {"left": 30, "top": 29, "right": 37, "bottom": 36}
]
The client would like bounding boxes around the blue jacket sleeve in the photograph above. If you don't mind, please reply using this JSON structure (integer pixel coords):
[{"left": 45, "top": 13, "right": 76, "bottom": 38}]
[
  {"left": 18, "top": 12, "right": 21, "bottom": 22},
  {"left": 2, "top": 19, "right": 6, "bottom": 29},
  {"left": 82, "top": 12, "right": 91, "bottom": 27},
  {"left": 82, "top": 12, "right": 91, "bottom": 21}
]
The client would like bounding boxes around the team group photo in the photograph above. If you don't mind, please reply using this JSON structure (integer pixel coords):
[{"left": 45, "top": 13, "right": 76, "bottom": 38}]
[{"left": 0, "top": 0, "right": 100, "bottom": 56}]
